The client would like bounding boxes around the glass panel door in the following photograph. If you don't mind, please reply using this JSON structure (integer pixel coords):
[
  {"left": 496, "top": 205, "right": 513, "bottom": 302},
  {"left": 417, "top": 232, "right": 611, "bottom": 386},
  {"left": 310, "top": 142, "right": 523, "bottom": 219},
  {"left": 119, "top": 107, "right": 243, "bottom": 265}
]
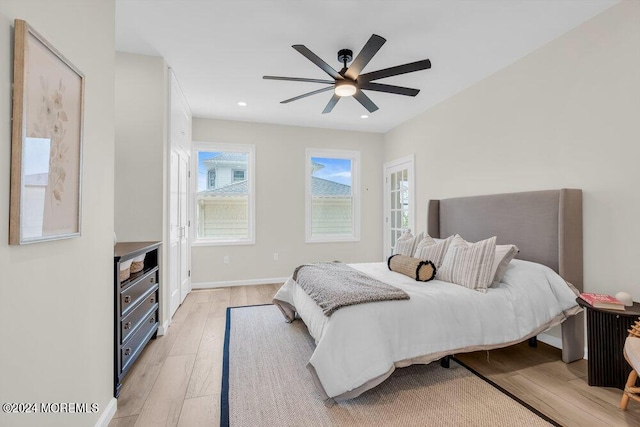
[{"left": 383, "top": 155, "right": 414, "bottom": 259}]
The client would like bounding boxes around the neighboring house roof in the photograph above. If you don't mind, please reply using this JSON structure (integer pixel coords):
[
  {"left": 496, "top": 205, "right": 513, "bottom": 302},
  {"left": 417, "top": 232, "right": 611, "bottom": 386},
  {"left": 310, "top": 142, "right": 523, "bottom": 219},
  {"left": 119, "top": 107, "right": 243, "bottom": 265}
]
[
  {"left": 311, "top": 161, "right": 325, "bottom": 174},
  {"left": 203, "top": 152, "right": 248, "bottom": 169},
  {"left": 23, "top": 173, "right": 48, "bottom": 187},
  {"left": 199, "top": 179, "right": 248, "bottom": 196},
  {"left": 311, "top": 177, "right": 351, "bottom": 196},
  {"left": 197, "top": 176, "right": 351, "bottom": 197}
]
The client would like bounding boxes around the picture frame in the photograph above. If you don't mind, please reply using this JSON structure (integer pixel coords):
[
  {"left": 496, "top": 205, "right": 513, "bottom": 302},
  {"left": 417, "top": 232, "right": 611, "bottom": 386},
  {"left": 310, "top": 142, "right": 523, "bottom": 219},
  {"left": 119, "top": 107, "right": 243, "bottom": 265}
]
[{"left": 9, "top": 19, "right": 84, "bottom": 245}]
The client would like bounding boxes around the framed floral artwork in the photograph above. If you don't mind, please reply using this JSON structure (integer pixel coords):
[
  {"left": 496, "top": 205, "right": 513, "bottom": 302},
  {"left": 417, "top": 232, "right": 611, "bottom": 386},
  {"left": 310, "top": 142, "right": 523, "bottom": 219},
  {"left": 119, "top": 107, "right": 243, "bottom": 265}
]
[{"left": 9, "top": 19, "right": 84, "bottom": 245}]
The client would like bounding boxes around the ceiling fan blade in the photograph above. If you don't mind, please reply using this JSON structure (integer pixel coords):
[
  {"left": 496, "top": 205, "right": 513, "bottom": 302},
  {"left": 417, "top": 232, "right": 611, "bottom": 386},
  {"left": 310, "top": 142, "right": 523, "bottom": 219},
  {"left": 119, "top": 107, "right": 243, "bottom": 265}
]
[
  {"left": 263, "top": 76, "right": 334, "bottom": 84},
  {"left": 322, "top": 94, "right": 340, "bottom": 114},
  {"left": 280, "top": 86, "right": 334, "bottom": 104},
  {"left": 344, "top": 34, "right": 386, "bottom": 80},
  {"left": 353, "top": 89, "right": 379, "bottom": 113},
  {"left": 359, "top": 59, "right": 431, "bottom": 82},
  {"left": 359, "top": 82, "right": 420, "bottom": 97},
  {"left": 292, "top": 45, "right": 342, "bottom": 80}
]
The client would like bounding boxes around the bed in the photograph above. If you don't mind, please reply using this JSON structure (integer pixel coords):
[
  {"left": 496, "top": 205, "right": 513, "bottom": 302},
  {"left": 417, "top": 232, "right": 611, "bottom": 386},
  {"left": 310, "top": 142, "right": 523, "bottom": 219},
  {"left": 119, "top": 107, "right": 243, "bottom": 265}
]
[{"left": 273, "top": 188, "right": 585, "bottom": 402}]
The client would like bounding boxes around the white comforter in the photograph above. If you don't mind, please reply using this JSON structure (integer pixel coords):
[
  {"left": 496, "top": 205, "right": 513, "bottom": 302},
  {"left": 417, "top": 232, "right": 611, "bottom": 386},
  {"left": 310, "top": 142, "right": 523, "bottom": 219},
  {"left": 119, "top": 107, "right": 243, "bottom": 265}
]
[{"left": 273, "top": 259, "right": 580, "bottom": 400}]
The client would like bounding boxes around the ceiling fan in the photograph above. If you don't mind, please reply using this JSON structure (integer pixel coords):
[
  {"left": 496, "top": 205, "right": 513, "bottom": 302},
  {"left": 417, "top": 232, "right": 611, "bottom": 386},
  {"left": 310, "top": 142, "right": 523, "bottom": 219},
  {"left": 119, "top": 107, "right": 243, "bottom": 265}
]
[{"left": 263, "top": 34, "right": 431, "bottom": 114}]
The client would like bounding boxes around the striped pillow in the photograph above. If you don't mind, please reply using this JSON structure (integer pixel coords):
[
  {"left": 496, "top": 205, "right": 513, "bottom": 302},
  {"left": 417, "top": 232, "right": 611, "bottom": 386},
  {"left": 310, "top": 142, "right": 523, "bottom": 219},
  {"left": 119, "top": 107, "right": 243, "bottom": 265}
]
[
  {"left": 437, "top": 235, "right": 497, "bottom": 292},
  {"left": 490, "top": 244, "right": 519, "bottom": 287},
  {"left": 414, "top": 235, "right": 454, "bottom": 269},
  {"left": 394, "top": 231, "right": 423, "bottom": 257}
]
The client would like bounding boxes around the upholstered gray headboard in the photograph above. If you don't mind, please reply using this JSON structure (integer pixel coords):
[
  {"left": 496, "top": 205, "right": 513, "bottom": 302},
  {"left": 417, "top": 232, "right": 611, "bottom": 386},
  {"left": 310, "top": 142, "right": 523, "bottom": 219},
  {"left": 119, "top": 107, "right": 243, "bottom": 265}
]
[{"left": 427, "top": 189, "right": 584, "bottom": 362}]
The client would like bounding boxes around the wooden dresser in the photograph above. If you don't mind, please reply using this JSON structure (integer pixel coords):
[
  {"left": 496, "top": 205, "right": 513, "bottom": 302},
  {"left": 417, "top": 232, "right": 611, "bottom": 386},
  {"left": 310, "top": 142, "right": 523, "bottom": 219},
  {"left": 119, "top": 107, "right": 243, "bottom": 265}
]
[{"left": 114, "top": 241, "right": 161, "bottom": 397}]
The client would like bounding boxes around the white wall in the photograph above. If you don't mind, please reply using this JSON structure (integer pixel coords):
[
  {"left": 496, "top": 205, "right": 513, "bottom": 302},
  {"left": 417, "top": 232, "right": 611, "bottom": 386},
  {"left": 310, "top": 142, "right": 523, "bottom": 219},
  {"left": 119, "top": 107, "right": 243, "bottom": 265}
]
[
  {"left": 192, "top": 118, "right": 384, "bottom": 285},
  {"left": 115, "top": 52, "right": 167, "bottom": 242},
  {"left": 0, "top": 1, "right": 115, "bottom": 426},
  {"left": 115, "top": 52, "right": 172, "bottom": 329},
  {"left": 384, "top": 1, "right": 640, "bottom": 304}
]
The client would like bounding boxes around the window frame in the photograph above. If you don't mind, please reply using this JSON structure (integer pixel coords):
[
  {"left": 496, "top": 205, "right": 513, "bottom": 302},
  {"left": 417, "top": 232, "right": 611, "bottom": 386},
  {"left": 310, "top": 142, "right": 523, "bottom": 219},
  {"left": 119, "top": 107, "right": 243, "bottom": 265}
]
[
  {"left": 305, "top": 148, "right": 361, "bottom": 243},
  {"left": 232, "top": 169, "right": 245, "bottom": 182},
  {"left": 208, "top": 169, "right": 216, "bottom": 189},
  {"left": 191, "top": 141, "right": 256, "bottom": 246}
]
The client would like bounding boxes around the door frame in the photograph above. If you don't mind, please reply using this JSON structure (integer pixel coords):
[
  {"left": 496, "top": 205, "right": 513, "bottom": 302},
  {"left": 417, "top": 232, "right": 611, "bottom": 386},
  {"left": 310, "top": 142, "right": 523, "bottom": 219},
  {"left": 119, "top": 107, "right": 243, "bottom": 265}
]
[{"left": 382, "top": 154, "right": 415, "bottom": 260}]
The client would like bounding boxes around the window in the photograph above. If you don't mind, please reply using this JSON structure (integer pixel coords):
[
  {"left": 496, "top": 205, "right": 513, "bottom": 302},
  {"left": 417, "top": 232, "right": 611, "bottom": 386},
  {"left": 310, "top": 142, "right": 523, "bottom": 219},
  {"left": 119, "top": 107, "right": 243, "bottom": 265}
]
[
  {"left": 233, "top": 169, "right": 245, "bottom": 182},
  {"left": 192, "top": 142, "right": 255, "bottom": 245},
  {"left": 305, "top": 148, "right": 360, "bottom": 242}
]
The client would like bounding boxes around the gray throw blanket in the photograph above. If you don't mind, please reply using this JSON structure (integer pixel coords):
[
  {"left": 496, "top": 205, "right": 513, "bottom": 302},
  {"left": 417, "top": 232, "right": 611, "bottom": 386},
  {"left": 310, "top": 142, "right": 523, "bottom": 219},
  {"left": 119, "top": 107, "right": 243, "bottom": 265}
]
[{"left": 293, "top": 262, "right": 409, "bottom": 316}]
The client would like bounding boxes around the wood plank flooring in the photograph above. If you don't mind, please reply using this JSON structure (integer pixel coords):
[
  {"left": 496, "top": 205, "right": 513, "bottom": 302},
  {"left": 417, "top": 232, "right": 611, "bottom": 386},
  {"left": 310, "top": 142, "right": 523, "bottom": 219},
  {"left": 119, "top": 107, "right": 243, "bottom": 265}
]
[{"left": 110, "top": 284, "right": 640, "bottom": 426}]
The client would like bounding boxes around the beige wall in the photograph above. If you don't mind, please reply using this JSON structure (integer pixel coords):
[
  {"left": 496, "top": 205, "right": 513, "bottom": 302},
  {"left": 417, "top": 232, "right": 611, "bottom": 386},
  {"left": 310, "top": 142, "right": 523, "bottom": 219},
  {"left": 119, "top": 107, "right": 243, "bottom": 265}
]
[
  {"left": 192, "top": 118, "right": 384, "bottom": 284},
  {"left": 384, "top": 1, "right": 640, "bottom": 304},
  {"left": 0, "top": 1, "right": 115, "bottom": 426},
  {"left": 115, "top": 52, "right": 167, "bottom": 242}
]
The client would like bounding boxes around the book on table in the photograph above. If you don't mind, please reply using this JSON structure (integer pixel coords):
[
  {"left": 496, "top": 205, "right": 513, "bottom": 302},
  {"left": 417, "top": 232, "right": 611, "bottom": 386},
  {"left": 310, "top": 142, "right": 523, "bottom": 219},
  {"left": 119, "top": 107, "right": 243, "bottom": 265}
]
[{"left": 579, "top": 292, "right": 625, "bottom": 310}]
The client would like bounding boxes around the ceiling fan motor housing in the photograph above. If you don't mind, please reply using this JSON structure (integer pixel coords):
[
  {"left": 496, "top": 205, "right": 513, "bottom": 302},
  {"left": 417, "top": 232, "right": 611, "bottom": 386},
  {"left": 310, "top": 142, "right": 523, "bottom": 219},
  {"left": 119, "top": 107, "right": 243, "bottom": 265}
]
[{"left": 338, "top": 49, "right": 353, "bottom": 65}]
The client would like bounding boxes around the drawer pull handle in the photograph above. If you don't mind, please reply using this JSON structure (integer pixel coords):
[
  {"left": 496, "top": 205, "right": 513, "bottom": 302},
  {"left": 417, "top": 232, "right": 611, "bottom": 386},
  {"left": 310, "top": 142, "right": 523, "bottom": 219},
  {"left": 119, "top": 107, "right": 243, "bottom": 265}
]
[
  {"left": 124, "top": 322, "right": 132, "bottom": 330},
  {"left": 150, "top": 317, "right": 155, "bottom": 324},
  {"left": 124, "top": 348, "right": 131, "bottom": 356},
  {"left": 124, "top": 295, "right": 131, "bottom": 304},
  {"left": 150, "top": 277, "right": 155, "bottom": 283},
  {"left": 150, "top": 297, "right": 155, "bottom": 303}
]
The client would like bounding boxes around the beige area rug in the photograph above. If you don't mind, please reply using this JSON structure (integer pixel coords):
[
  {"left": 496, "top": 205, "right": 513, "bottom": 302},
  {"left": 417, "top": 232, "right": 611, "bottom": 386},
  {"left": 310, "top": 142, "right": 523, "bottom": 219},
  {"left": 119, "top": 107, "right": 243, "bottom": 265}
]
[{"left": 221, "top": 304, "right": 558, "bottom": 427}]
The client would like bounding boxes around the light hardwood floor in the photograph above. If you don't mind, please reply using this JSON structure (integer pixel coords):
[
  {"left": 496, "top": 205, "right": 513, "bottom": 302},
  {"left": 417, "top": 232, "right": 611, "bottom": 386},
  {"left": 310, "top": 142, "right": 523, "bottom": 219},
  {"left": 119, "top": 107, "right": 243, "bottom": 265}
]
[{"left": 110, "top": 285, "right": 640, "bottom": 426}]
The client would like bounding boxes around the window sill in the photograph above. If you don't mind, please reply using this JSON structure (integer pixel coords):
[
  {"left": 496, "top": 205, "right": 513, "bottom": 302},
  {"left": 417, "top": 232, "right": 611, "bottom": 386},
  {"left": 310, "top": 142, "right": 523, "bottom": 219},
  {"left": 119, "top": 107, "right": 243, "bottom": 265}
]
[
  {"left": 305, "top": 236, "right": 361, "bottom": 244},
  {"left": 191, "top": 239, "right": 255, "bottom": 247}
]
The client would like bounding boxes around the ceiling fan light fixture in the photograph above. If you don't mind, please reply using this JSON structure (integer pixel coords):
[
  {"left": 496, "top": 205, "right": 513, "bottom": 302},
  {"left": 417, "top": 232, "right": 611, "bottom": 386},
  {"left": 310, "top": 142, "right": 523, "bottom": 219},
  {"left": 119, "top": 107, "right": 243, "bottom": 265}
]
[
  {"left": 334, "top": 81, "right": 357, "bottom": 97},
  {"left": 264, "top": 34, "right": 431, "bottom": 113}
]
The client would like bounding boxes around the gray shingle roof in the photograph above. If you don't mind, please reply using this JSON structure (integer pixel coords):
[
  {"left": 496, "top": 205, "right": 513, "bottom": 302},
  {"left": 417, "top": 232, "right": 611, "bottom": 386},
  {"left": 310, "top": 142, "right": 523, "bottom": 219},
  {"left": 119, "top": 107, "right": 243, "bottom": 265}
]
[
  {"left": 203, "top": 152, "right": 247, "bottom": 165},
  {"left": 312, "top": 177, "right": 351, "bottom": 196},
  {"left": 197, "top": 176, "right": 351, "bottom": 197},
  {"left": 199, "top": 180, "right": 248, "bottom": 196}
]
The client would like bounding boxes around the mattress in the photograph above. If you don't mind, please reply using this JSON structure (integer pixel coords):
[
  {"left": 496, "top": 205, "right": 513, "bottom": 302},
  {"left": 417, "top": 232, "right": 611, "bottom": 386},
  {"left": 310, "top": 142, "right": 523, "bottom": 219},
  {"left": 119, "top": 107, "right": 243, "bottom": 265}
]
[{"left": 273, "top": 259, "right": 581, "bottom": 401}]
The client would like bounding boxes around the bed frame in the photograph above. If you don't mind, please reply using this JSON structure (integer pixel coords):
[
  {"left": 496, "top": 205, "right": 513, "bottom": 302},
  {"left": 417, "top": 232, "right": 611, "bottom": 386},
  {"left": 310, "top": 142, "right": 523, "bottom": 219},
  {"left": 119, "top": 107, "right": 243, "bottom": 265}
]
[{"left": 427, "top": 188, "right": 584, "bottom": 363}]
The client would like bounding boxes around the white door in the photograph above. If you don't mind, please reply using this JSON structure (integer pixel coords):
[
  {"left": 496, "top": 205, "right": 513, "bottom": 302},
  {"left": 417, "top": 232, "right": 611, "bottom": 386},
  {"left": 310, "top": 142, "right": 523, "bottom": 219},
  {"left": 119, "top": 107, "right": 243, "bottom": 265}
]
[
  {"left": 383, "top": 155, "right": 415, "bottom": 259},
  {"left": 178, "top": 153, "right": 190, "bottom": 303},
  {"left": 168, "top": 69, "right": 192, "bottom": 319},
  {"left": 169, "top": 151, "right": 181, "bottom": 317},
  {"left": 169, "top": 150, "right": 190, "bottom": 317}
]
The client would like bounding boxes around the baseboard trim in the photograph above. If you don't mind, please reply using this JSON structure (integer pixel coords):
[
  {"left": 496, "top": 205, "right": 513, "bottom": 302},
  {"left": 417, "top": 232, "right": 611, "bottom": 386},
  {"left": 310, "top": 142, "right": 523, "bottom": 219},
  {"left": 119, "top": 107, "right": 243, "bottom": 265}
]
[
  {"left": 157, "top": 319, "right": 170, "bottom": 336},
  {"left": 538, "top": 332, "right": 588, "bottom": 360},
  {"left": 95, "top": 397, "right": 117, "bottom": 427},
  {"left": 192, "top": 277, "right": 288, "bottom": 289}
]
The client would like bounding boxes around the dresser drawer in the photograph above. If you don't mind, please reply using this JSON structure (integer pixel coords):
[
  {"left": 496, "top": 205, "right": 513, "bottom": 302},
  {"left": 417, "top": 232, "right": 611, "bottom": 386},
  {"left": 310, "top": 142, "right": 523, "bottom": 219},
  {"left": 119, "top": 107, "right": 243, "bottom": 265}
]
[
  {"left": 121, "top": 270, "right": 157, "bottom": 316},
  {"left": 121, "top": 289, "right": 159, "bottom": 343},
  {"left": 121, "top": 310, "right": 158, "bottom": 372}
]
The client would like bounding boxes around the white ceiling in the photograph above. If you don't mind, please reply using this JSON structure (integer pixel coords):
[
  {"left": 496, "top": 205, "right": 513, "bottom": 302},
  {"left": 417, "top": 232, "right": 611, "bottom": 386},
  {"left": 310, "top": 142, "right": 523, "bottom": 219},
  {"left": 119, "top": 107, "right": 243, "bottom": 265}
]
[{"left": 115, "top": 0, "right": 618, "bottom": 133}]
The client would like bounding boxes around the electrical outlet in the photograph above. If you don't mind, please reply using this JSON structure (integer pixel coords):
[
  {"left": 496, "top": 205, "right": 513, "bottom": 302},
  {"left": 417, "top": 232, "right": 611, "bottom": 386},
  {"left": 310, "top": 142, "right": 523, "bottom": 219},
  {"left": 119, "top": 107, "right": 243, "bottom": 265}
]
[
  {"left": 273, "top": 252, "right": 279, "bottom": 261},
  {"left": 223, "top": 256, "right": 230, "bottom": 264}
]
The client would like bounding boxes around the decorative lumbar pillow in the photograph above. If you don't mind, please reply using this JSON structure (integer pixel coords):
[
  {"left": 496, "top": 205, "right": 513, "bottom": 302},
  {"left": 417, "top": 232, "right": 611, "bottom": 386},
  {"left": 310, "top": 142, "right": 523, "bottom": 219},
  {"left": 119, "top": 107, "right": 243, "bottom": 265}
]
[
  {"left": 394, "top": 230, "right": 423, "bottom": 257},
  {"left": 490, "top": 244, "right": 519, "bottom": 287},
  {"left": 414, "top": 235, "right": 455, "bottom": 269},
  {"left": 388, "top": 254, "right": 436, "bottom": 282},
  {"left": 437, "top": 235, "right": 497, "bottom": 292}
]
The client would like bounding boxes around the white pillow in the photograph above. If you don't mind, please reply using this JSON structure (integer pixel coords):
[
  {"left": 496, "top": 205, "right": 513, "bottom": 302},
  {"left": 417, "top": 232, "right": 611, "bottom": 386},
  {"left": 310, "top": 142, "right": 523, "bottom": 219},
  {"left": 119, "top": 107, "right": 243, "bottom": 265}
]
[
  {"left": 437, "top": 235, "right": 497, "bottom": 293},
  {"left": 414, "top": 235, "right": 454, "bottom": 269},
  {"left": 490, "top": 244, "right": 519, "bottom": 287},
  {"left": 394, "top": 230, "right": 423, "bottom": 257}
]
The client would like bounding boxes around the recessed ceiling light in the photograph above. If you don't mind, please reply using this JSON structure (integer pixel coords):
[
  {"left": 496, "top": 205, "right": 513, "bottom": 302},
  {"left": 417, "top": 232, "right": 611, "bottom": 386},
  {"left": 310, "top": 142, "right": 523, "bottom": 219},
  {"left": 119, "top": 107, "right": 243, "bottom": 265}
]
[
  {"left": 361, "top": 115, "right": 369, "bottom": 119},
  {"left": 237, "top": 101, "right": 247, "bottom": 107}
]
